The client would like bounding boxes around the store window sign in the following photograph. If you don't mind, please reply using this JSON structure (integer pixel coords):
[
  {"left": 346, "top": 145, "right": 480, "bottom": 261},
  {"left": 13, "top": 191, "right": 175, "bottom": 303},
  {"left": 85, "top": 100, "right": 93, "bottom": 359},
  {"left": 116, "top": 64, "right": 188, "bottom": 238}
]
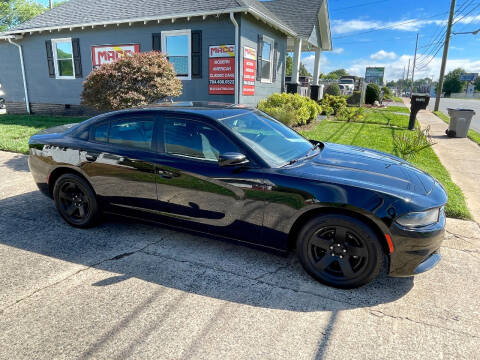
[
  {"left": 243, "top": 46, "right": 256, "bottom": 96},
  {"left": 209, "top": 45, "right": 235, "bottom": 95},
  {"left": 92, "top": 44, "right": 141, "bottom": 69}
]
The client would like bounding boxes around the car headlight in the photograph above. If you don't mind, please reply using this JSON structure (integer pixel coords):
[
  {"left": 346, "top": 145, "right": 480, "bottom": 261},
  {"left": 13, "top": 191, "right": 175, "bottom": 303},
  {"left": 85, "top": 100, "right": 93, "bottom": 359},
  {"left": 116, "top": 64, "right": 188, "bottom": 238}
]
[{"left": 396, "top": 208, "right": 441, "bottom": 228}]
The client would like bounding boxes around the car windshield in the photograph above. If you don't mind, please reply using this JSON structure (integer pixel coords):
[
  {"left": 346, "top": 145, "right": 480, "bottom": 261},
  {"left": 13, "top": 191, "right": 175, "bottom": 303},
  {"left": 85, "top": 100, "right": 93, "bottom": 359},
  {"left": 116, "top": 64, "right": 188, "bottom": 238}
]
[{"left": 220, "top": 110, "right": 316, "bottom": 167}]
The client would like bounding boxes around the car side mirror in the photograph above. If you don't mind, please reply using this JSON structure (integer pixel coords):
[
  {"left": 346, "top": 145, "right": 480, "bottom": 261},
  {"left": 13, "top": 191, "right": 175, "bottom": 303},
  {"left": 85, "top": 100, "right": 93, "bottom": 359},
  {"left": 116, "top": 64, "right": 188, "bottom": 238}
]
[{"left": 218, "top": 152, "right": 249, "bottom": 167}]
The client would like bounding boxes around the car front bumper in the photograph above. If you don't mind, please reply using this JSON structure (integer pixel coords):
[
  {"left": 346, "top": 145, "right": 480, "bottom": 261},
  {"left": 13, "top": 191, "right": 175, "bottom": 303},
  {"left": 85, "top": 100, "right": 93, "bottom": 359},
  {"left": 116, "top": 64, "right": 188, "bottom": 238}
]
[{"left": 388, "top": 210, "right": 446, "bottom": 277}]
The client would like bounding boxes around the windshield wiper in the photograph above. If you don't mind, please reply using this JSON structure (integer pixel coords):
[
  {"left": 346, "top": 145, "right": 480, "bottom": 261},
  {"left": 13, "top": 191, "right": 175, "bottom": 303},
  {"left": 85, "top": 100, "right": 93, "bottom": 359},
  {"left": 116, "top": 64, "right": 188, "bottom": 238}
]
[{"left": 283, "top": 143, "right": 323, "bottom": 166}]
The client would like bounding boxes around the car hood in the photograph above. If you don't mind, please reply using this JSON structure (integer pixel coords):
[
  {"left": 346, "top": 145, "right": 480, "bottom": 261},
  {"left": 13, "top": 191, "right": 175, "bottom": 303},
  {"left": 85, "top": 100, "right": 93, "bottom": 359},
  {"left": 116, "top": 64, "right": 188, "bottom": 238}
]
[{"left": 282, "top": 142, "right": 436, "bottom": 197}]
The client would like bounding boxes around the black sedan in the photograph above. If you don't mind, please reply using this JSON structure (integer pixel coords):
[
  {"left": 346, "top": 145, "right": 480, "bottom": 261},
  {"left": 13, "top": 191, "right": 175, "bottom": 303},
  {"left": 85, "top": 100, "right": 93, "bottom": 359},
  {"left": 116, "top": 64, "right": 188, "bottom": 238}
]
[{"left": 28, "top": 102, "right": 447, "bottom": 288}]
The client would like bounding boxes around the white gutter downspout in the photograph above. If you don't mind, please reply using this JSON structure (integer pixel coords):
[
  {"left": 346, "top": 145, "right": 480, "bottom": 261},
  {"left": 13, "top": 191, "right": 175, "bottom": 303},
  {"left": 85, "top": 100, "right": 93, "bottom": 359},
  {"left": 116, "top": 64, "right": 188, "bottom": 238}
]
[
  {"left": 230, "top": 12, "right": 239, "bottom": 105},
  {"left": 8, "top": 38, "right": 30, "bottom": 114}
]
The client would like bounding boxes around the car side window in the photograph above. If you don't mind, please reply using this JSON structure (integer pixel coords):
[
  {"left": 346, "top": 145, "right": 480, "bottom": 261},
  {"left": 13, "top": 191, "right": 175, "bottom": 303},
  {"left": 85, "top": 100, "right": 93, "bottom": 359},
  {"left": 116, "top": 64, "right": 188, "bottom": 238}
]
[
  {"left": 163, "top": 118, "right": 239, "bottom": 161},
  {"left": 93, "top": 123, "right": 109, "bottom": 143},
  {"left": 109, "top": 119, "right": 154, "bottom": 151}
]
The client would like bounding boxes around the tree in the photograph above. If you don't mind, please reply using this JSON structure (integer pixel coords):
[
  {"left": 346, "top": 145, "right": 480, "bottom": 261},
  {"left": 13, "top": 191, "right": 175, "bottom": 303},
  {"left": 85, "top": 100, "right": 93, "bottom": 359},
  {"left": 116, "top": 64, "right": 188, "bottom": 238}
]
[
  {"left": 285, "top": 55, "right": 312, "bottom": 77},
  {"left": 0, "top": 0, "right": 66, "bottom": 31},
  {"left": 443, "top": 68, "right": 466, "bottom": 96},
  {"left": 323, "top": 69, "right": 349, "bottom": 80},
  {"left": 474, "top": 77, "right": 480, "bottom": 92},
  {"left": 82, "top": 52, "right": 182, "bottom": 111}
]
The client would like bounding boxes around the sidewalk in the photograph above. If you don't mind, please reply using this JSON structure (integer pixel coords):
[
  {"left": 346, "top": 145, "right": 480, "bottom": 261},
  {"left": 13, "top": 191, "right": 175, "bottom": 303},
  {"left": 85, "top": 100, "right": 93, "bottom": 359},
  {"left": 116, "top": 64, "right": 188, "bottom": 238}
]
[{"left": 403, "top": 98, "right": 480, "bottom": 222}]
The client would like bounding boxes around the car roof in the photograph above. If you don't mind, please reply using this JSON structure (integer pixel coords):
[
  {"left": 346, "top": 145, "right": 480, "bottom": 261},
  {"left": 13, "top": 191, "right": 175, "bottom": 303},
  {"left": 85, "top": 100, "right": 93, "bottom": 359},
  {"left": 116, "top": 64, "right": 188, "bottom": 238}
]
[{"left": 90, "top": 102, "right": 257, "bottom": 122}]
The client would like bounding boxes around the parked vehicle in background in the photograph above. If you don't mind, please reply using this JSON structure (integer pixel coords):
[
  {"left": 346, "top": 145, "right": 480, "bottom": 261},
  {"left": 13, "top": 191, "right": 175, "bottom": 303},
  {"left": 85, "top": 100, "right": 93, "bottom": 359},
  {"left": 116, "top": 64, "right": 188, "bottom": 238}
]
[
  {"left": 28, "top": 102, "right": 447, "bottom": 289},
  {"left": 338, "top": 77, "right": 355, "bottom": 95}
]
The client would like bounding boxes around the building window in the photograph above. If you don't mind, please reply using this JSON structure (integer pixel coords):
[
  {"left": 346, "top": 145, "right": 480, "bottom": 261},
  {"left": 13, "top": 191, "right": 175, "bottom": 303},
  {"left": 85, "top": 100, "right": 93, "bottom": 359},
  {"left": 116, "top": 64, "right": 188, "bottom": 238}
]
[
  {"left": 161, "top": 30, "right": 191, "bottom": 80},
  {"left": 261, "top": 36, "right": 274, "bottom": 83},
  {"left": 52, "top": 38, "right": 75, "bottom": 79}
]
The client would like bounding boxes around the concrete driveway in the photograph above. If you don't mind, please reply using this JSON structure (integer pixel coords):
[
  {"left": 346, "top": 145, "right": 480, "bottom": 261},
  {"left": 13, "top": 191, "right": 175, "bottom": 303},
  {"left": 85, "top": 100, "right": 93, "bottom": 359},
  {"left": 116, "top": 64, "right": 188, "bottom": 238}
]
[
  {"left": 0, "top": 151, "right": 479, "bottom": 359},
  {"left": 428, "top": 97, "right": 480, "bottom": 132}
]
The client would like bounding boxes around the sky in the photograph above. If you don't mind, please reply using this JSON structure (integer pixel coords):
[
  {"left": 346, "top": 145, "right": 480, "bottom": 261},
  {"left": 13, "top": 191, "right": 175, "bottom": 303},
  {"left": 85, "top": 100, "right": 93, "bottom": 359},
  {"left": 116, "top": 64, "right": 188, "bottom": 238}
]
[
  {"left": 300, "top": 0, "right": 480, "bottom": 81},
  {"left": 37, "top": 0, "right": 480, "bottom": 82}
]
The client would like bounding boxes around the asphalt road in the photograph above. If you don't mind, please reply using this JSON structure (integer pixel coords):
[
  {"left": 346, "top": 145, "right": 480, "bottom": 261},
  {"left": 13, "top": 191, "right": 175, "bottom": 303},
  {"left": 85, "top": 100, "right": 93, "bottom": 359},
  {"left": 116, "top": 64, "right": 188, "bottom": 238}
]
[
  {"left": 1, "top": 151, "right": 479, "bottom": 359},
  {"left": 427, "top": 97, "right": 480, "bottom": 132}
]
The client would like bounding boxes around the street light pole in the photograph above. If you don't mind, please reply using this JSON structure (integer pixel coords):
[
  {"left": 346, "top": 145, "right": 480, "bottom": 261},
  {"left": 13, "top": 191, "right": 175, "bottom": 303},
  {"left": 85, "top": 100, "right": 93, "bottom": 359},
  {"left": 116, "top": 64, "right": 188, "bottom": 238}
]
[{"left": 434, "top": 0, "right": 456, "bottom": 111}]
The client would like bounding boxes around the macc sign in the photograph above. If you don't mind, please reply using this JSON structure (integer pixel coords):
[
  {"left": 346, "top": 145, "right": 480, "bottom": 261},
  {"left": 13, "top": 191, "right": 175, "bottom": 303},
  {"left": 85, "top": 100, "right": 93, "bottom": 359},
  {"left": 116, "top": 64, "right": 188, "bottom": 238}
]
[{"left": 91, "top": 44, "right": 141, "bottom": 69}]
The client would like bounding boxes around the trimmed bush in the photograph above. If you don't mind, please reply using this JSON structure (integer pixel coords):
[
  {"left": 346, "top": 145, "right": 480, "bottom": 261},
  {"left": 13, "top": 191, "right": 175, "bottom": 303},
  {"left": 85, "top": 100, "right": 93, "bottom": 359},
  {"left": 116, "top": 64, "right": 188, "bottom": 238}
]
[
  {"left": 319, "top": 94, "right": 347, "bottom": 115},
  {"left": 347, "top": 91, "right": 361, "bottom": 106},
  {"left": 365, "top": 83, "right": 381, "bottom": 105},
  {"left": 82, "top": 51, "right": 182, "bottom": 111},
  {"left": 324, "top": 83, "right": 341, "bottom": 96},
  {"left": 258, "top": 93, "right": 322, "bottom": 127}
]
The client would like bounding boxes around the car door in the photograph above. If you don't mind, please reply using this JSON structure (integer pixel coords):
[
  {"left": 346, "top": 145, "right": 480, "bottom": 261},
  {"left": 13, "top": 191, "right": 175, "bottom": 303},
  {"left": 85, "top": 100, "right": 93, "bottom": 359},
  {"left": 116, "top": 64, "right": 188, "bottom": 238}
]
[
  {"left": 152, "top": 113, "right": 267, "bottom": 243},
  {"left": 79, "top": 112, "right": 158, "bottom": 211}
]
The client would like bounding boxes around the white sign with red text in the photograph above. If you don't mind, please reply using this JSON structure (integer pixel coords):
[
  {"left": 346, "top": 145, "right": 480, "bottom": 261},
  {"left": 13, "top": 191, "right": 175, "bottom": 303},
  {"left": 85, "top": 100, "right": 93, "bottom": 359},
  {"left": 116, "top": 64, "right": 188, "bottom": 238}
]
[{"left": 91, "top": 44, "right": 141, "bottom": 69}]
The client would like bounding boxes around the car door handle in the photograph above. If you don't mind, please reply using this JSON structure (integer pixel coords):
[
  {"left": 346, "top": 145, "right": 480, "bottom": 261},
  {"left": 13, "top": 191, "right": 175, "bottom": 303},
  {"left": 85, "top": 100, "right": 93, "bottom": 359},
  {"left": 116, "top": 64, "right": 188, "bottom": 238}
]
[{"left": 85, "top": 153, "right": 98, "bottom": 162}]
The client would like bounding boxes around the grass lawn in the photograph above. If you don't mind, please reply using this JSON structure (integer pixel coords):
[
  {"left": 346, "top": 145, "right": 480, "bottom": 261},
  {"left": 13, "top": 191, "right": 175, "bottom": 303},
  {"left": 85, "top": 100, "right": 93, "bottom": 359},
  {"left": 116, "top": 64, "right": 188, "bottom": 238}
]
[
  {"left": 378, "top": 105, "right": 410, "bottom": 114},
  {"left": 348, "top": 107, "right": 409, "bottom": 128},
  {"left": 299, "top": 110, "right": 471, "bottom": 220},
  {"left": 0, "top": 114, "right": 86, "bottom": 154},
  {"left": 433, "top": 111, "right": 480, "bottom": 146}
]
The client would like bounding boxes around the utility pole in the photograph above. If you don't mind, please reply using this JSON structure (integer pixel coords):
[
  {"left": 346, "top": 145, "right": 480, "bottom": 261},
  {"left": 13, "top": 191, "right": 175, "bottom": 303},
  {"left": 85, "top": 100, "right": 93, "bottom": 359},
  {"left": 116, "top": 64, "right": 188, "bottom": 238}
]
[
  {"left": 49, "top": 0, "right": 53, "bottom": 9},
  {"left": 411, "top": 33, "right": 419, "bottom": 95},
  {"left": 435, "top": 0, "right": 456, "bottom": 111},
  {"left": 406, "top": 58, "right": 410, "bottom": 95}
]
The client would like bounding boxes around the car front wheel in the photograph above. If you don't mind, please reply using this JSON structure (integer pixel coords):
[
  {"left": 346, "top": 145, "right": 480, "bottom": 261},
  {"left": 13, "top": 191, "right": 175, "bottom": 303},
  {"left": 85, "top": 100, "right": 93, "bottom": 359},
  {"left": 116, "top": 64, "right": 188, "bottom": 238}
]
[
  {"left": 296, "top": 214, "right": 383, "bottom": 289},
  {"left": 53, "top": 173, "right": 100, "bottom": 228}
]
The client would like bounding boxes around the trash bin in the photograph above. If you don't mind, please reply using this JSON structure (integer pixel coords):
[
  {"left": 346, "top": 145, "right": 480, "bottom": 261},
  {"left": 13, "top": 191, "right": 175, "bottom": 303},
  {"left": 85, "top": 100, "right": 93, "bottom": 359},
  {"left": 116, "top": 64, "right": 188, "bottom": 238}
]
[{"left": 446, "top": 108, "right": 476, "bottom": 138}]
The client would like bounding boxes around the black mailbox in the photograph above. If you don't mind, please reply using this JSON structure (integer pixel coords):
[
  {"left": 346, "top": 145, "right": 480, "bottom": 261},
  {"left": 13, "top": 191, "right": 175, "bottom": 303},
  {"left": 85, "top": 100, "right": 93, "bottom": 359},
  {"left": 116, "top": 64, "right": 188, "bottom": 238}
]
[{"left": 409, "top": 93, "right": 430, "bottom": 130}]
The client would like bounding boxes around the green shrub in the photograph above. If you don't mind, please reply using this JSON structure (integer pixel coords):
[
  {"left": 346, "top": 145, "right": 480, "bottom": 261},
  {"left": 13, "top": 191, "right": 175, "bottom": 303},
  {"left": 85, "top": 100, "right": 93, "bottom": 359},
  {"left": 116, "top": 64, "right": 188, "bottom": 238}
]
[
  {"left": 347, "top": 91, "right": 361, "bottom": 105},
  {"left": 319, "top": 94, "right": 347, "bottom": 115},
  {"left": 325, "top": 83, "right": 341, "bottom": 96},
  {"left": 258, "top": 93, "right": 322, "bottom": 127},
  {"left": 335, "top": 107, "right": 366, "bottom": 122},
  {"left": 393, "top": 126, "right": 435, "bottom": 160},
  {"left": 382, "top": 86, "right": 392, "bottom": 96},
  {"left": 365, "top": 83, "right": 381, "bottom": 105},
  {"left": 82, "top": 51, "right": 182, "bottom": 111}
]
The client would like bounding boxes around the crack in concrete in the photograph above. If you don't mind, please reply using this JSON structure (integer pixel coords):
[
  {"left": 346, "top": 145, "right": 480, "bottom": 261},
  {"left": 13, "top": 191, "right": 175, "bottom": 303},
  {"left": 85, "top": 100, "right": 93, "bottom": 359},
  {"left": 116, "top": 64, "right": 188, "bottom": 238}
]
[
  {"left": 445, "top": 230, "right": 480, "bottom": 245},
  {"left": 0, "top": 236, "right": 166, "bottom": 315},
  {"left": 368, "top": 309, "right": 480, "bottom": 339}
]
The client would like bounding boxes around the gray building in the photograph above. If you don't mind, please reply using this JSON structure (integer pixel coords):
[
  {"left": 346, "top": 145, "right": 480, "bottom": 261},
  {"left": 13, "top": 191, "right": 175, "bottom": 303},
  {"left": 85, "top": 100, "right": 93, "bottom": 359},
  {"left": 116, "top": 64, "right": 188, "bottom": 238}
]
[{"left": 0, "top": 0, "right": 331, "bottom": 115}]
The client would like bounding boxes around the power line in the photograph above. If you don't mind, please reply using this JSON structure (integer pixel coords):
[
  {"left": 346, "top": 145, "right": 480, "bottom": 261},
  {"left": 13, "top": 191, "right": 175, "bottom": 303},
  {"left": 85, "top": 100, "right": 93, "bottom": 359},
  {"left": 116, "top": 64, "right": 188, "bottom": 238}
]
[
  {"left": 330, "top": 0, "right": 391, "bottom": 12},
  {"left": 332, "top": 10, "right": 449, "bottom": 39}
]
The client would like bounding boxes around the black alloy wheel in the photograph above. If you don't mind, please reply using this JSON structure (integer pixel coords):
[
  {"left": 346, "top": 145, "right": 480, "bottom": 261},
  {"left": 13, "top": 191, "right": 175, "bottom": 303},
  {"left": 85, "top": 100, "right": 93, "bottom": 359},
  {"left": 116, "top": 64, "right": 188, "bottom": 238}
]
[
  {"left": 53, "top": 173, "right": 100, "bottom": 228},
  {"left": 297, "top": 214, "right": 383, "bottom": 289}
]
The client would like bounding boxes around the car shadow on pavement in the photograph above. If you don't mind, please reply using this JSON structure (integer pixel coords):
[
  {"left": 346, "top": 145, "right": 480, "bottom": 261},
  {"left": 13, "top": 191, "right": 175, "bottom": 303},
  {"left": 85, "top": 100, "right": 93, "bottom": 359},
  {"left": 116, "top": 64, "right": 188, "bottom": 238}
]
[
  {"left": 3, "top": 154, "right": 29, "bottom": 172},
  {"left": 0, "top": 191, "right": 414, "bottom": 313}
]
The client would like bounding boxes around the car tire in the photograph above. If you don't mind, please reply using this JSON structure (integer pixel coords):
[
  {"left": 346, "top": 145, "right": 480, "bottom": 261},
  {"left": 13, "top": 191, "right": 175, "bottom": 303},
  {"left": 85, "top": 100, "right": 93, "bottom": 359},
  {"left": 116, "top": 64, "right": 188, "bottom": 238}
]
[
  {"left": 53, "top": 173, "right": 100, "bottom": 228},
  {"left": 296, "top": 214, "right": 383, "bottom": 289}
]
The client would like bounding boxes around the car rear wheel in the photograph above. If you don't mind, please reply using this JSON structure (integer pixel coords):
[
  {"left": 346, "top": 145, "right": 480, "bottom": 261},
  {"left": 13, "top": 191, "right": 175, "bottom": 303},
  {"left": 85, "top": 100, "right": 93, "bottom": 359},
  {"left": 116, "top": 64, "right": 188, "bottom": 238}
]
[
  {"left": 53, "top": 173, "right": 100, "bottom": 228},
  {"left": 296, "top": 214, "right": 383, "bottom": 289}
]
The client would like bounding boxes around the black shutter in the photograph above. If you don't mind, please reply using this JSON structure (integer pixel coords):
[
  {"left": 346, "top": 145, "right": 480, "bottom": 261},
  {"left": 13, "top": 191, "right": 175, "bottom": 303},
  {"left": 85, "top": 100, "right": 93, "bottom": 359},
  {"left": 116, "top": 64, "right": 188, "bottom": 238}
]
[
  {"left": 45, "top": 40, "right": 55, "bottom": 78},
  {"left": 191, "top": 30, "right": 202, "bottom": 78},
  {"left": 152, "top": 33, "right": 162, "bottom": 51},
  {"left": 256, "top": 34, "right": 263, "bottom": 81},
  {"left": 272, "top": 40, "right": 278, "bottom": 82},
  {"left": 72, "top": 38, "right": 82, "bottom": 78}
]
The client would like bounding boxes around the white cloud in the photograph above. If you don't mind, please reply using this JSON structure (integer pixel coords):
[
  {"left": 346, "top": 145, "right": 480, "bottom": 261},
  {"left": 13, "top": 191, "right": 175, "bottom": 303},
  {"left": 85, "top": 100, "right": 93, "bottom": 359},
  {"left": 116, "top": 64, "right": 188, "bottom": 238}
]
[
  {"left": 370, "top": 50, "right": 397, "bottom": 60},
  {"left": 302, "top": 52, "right": 329, "bottom": 75},
  {"left": 332, "top": 18, "right": 446, "bottom": 35},
  {"left": 346, "top": 55, "right": 480, "bottom": 82},
  {"left": 332, "top": 48, "right": 344, "bottom": 54}
]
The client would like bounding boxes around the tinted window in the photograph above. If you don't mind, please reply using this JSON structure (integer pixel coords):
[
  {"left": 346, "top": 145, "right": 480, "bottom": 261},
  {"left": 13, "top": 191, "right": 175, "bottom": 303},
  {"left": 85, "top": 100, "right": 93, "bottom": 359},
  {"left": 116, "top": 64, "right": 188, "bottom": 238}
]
[
  {"left": 93, "top": 123, "right": 109, "bottom": 142},
  {"left": 164, "top": 118, "right": 239, "bottom": 161},
  {"left": 109, "top": 119, "right": 154, "bottom": 150}
]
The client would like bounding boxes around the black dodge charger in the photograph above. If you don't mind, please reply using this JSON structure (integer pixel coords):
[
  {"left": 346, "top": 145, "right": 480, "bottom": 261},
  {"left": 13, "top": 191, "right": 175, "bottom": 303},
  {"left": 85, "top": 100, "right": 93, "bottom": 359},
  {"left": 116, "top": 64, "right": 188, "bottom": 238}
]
[{"left": 28, "top": 102, "right": 447, "bottom": 288}]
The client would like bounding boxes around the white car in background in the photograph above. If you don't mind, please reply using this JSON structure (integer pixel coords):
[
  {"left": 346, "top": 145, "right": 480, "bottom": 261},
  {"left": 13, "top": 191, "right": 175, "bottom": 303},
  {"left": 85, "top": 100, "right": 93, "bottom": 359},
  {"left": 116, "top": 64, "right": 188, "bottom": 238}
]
[{"left": 338, "top": 78, "right": 354, "bottom": 95}]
